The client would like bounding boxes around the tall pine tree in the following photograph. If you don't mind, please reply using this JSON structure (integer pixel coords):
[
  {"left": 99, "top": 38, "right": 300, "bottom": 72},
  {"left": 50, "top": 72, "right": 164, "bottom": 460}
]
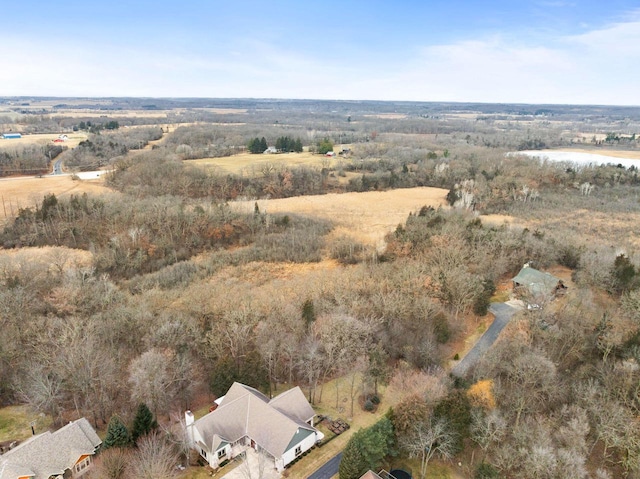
[
  {"left": 102, "top": 416, "right": 131, "bottom": 449},
  {"left": 131, "top": 403, "right": 159, "bottom": 444}
]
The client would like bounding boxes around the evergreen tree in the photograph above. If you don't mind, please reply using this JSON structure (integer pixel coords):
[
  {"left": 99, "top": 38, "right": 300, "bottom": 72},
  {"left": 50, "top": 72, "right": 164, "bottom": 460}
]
[
  {"left": 131, "top": 403, "right": 158, "bottom": 444},
  {"left": 210, "top": 357, "right": 239, "bottom": 397},
  {"left": 611, "top": 254, "right": 638, "bottom": 294},
  {"left": 248, "top": 137, "right": 264, "bottom": 154},
  {"left": 317, "top": 138, "right": 334, "bottom": 155},
  {"left": 301, "top": 299, "right": 316, "bottom": 329},
  {"left": 102, "top": 416, "right": 131, "bottom": 449},
  {"left": 339, "top": 417, "right": 395, "bottom": 479},
  {"left": 294, "top": 138, "right": 303, "bottom": 152}
]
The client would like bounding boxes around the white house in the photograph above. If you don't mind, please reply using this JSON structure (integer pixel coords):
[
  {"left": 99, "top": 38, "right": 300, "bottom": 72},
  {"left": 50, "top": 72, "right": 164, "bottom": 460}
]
[
  {"left": 186, "top": 382, "right": 324, "bottom": 472},
  {"left": 0, "top": 418, "right": 101, "bottom": 479}
]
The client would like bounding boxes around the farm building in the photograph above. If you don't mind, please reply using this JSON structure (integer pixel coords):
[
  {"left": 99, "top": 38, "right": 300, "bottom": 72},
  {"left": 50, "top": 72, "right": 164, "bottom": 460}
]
[{"left": 0, "top": 133, "right": 22, "bottom": 139}]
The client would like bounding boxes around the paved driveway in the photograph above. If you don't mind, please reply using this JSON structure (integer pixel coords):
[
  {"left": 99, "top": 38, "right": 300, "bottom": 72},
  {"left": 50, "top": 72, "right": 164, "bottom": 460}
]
[
  {"left": 451, "top": 302, "right": 521, "bottom": 377},
  {"left": 221, "top": 448, "right": 281, "bottom": 479},
  {"left": 307, "top": 452, "right": 342, "bottom": 479}
]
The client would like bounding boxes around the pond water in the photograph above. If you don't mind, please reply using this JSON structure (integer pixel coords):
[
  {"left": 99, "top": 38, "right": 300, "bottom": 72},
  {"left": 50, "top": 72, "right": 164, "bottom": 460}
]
[{"left": 512, "top": 150, "right": 640, "bottom": 169}]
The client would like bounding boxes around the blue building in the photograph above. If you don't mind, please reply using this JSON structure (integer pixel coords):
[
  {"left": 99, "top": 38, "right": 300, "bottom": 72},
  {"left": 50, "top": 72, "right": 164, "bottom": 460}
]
[{"left": 1, "top": 133, "right": 22, "bottom": 139}]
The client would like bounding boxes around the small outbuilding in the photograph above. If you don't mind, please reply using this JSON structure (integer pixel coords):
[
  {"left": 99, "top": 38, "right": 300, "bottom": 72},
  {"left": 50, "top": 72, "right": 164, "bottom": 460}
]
[{"left": 1, "top": 133, "right": 22, "bottom": 139}]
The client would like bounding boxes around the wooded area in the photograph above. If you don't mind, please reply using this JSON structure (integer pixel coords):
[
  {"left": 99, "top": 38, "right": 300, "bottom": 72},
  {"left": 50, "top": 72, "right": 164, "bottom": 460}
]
[{"left": 1, "top": 98, "right": 640, "bottom": 478}]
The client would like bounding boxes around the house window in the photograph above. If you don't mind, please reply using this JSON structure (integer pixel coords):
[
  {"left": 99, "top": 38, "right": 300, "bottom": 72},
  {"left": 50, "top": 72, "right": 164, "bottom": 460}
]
[
  {"left": 218, "top": 448, "right": 226, "bottom": 459},
  {"left": 295, "top": 445, "right": 302, "bottom": 456},
  {"left": 201, "top": 448, "right": 207, "bottom": 459},
  {"left": 74, "top": 457, "right": 91, "bottom": 474}
]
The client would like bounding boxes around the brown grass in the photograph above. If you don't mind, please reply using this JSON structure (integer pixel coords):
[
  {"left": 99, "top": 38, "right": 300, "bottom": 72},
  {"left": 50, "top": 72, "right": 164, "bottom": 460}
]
[
  {"left": 0, "top": 405, "right": 52, "bottom": 443},
  {"left": 0, "top": 175, "right": 112, "bottom": 225},
  {"left": 0, "top": 133, "right": 88, "bottom": 149},
  {"left": 556, "top": 148, "right": 640, "bottom": 159},
  {"left": 232, "top": 187, "right": 448, "bottom": 249},
  {"left": 0, "top": 246, "right": 92, "bottom": 272},
  {"left": 479, "top": 214, "right": 520, "bottom": 227},
  {"left": 189, "top": 151, "right": 337, "bottom": 175}
]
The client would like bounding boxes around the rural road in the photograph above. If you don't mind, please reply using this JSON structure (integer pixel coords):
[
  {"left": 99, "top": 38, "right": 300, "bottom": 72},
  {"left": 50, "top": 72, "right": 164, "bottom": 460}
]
[
  {"left": 307, "top": 452, "right": 342, "bottom": 479},
  {"left": 451, "top": 302, "right": 521, "bottom": 377},
  {"left": 52, "top": 159, "right": 63, "bottom": 175}
]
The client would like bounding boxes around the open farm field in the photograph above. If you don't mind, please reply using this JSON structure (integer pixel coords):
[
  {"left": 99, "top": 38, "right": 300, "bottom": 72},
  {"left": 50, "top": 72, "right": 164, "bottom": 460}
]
[
  {"left": 0, "top": 175, "right": 111, "bottom": 225},
  {"left": 232, "top": 186, "right": 448, "bottom": 248},
  {"left": 0, "top": 132, "right": 87, "bottom": 149},
  {"left": 190, "top": 150, "right": 339, "bottom": 174},
  {"left": 50, "top": 109, "right": 171, "bottom": 119},
  {"left": 556, "top": 147, "right": 640, "bottom": 159}
]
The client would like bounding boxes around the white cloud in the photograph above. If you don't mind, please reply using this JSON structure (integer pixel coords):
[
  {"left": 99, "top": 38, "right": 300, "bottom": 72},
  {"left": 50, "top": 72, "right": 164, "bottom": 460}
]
[{"left": 380, "top": 12, "right": 640, "bottom": 105}]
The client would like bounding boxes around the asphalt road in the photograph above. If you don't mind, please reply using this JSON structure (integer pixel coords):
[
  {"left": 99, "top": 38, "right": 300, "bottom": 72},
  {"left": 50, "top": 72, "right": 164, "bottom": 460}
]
[
  {"left": 307, "top": 452, "right": 342, "bottom": 479},
  {"left": 52, "top": 159, "right": 63, "bottom": 175},
  {"left": 452, "top": 302, "right": 520, "bottom": 377}
]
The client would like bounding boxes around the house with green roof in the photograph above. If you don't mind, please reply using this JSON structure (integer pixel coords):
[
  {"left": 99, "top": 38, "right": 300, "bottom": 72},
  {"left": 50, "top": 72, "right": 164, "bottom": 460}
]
[{"left": 512, "top": 264, "right": 566, "bottom": 307}]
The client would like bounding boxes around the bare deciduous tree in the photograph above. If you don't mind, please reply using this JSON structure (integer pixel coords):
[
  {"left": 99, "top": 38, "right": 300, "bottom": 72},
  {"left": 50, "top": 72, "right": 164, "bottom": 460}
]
[
  {"left": 128, "top": 348, "right": 179, "bottom": 417},
  {"left": 90, "top": 447, "right": 129, "bottom": 479},
  {"left": 16, "top": 362, "right": 63, "bottom": 426},
  {"left": 400, "top": 417, "right": 456, "bottom": 479},
  {"left": 127, "top": 433, "right": 179, "bottom": 479}
]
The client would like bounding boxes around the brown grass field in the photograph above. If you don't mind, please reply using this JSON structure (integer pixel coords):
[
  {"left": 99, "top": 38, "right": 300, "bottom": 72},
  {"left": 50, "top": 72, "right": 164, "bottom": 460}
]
[
  {"left": 0, "top": 245, "right": 92, "bottom": 273},
  {"left": 556, "top": 147, "right": 640, "bottom": 159},
  {"left": 232, "top": 187, "right": 449, "bottom": 249},
  {"left": 189, "top": 151, "right": 341, "bottom": 175},
  {"left": 0, "top": 132, "right": 88, "bottom": 149},
  {"left": 0, "top": 175, "right": 110, "bottom": 225}
]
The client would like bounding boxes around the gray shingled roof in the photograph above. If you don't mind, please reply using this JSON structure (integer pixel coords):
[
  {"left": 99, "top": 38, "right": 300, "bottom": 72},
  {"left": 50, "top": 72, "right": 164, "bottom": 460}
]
[
  {"left": 512, "top": 266, "right": 563, "bottom": 297},
  {"left": 268, "top": 386, "right": 315, "bottom": 424},
  {"left": 194, "top": 382, "right": 317, "bottom": 459},
  {"left": 0, "top": 418, "right": 101, "bottom": 479}
]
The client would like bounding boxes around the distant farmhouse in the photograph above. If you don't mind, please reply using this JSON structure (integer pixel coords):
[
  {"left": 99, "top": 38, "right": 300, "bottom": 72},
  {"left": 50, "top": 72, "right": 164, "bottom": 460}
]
[
  {"left": 0, "top": 418, "right": 101, "bottom": 479},
  {"left": 186, "top": 382, "right": 323, "bottom": 472},
  {"left": 512, "top": 263, "right": 566, "bottom": 308},
  {"left": 0, "top": 133, "right": 21, "bottom": 139}
]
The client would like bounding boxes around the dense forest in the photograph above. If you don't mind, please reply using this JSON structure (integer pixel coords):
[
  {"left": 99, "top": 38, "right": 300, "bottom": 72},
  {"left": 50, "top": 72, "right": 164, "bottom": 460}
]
[{"left": 1, "top": 98, "right": 640, "bottom": 478}]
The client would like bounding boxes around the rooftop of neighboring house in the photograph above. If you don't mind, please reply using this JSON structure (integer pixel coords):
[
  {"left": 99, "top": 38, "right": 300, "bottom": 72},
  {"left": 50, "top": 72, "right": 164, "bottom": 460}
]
[
  {"left": 0, "top": 418, "right": 101, "bottom": 479},
  {"left": 512, "top": 263, "right": 564, "bottom": 297}
]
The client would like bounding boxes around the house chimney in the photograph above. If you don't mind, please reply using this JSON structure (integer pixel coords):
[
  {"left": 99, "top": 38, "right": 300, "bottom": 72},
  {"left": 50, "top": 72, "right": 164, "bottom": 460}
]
[
  {"left": 185, "top": 410, "right": 194, "bottom": 427},
  {"left": 185, "top": 410, "right": 195, "bottom": 446}
]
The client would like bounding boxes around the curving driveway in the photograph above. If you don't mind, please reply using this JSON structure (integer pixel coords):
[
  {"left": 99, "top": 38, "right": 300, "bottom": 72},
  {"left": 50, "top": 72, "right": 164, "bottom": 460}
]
[{"left": 451, "top": 302, "right": 522, "bottom": 378}]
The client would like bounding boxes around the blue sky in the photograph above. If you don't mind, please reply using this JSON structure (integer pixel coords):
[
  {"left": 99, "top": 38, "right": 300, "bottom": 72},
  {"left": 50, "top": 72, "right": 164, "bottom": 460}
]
[{"left": 2, "top": 1, "right": 639, "bottom": 105}]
